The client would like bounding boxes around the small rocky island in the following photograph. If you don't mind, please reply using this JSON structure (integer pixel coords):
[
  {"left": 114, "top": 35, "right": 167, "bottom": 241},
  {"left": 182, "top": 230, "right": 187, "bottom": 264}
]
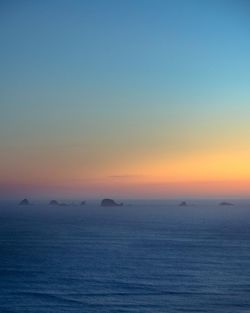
[
  {"left": 19, "top": 198, "right": 30, "bottom": 205},
  {"left": 219, "top": 202, "right": 234, "bottom": 206},
  {"left": 49, "top": 200, "right": 59, "bottom": 206},
  {"left": 80, "top": 201, "right": 86, "bottom": 206},
  {"left": 179, "top": 201, "right": 188, "bottom": 207},
  {"left": 101, "top": 198, "right": 123, "bottom": 207}
]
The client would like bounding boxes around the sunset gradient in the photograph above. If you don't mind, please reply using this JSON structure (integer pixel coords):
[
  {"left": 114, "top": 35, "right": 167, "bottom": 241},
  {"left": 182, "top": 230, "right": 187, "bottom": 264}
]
[{"left": 1, "top": 0, "right": 250, "bottom": 199}]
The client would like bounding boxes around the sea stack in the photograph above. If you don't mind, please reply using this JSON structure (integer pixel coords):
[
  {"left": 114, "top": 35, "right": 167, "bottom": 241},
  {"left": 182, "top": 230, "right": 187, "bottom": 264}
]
[
  {"left": 179, "top": 201, "right": 188, "bottom": 207},
  {"left": 80, "top": 201, "right": 86, "bottom": 206},
  {"left": 101, "top": 198, "right": 123, "bottom": 207},
  {"left": 19, "top": 198, "right": 30, "bottom": 206},
  {"left": 49, "top": 200, "right": 59, "bottom": 206},
  {"left": 219, "top": 202, "right": 234, "bottom": 206}
]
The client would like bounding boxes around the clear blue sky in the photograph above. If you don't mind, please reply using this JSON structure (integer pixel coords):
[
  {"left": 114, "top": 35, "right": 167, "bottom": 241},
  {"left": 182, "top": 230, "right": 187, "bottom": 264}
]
[{"left": 1, "top": 0, "right": 250, "bottom": 198}]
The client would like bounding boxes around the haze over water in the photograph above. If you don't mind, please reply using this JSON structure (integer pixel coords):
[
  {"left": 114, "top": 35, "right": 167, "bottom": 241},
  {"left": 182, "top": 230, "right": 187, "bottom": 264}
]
[{"left": 1, "top": 200, "right": 250, "bottom": 312}]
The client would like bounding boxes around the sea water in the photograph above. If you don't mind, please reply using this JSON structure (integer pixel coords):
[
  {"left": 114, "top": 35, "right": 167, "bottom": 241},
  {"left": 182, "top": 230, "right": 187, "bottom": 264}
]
[{"left": 0, "top": 200, "right": 250, "bottom": 313}]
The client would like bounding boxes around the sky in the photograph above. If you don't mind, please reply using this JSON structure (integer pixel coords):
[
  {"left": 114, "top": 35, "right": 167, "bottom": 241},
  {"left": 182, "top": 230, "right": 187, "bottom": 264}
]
[{"left": 1, "top": 0, "right": 250, "bottom": 199}]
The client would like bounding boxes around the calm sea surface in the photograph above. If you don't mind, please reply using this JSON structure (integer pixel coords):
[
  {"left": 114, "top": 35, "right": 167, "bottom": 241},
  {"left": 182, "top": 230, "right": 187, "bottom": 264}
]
[{"left": 0, "top": 200, "right": 250, "bottom": 313}]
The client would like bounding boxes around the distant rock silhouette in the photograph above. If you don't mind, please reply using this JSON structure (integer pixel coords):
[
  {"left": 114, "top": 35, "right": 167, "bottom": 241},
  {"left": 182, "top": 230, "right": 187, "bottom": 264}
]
[
  {"left": 80, "top": 201, "right": 86, "bottom": 206},
  {"left": 19, "top": 198, "right": 30, "bottom": 205},
  {"left": 179, "top": 201, "right": 188, "bottom": 207},
  {"left": 49, "top": 200, "right": 59, "bottom": 206},
  {"left": 101, "top": 198, "right": 123, "bottom": 207},
  {"left": 219, "top": 202, "right": 234, "bottom": 206}
]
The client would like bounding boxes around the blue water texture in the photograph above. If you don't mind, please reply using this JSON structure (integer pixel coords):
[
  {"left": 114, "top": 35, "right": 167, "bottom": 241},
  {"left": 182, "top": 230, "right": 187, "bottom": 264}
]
[{"left": 0, "top": 199, "right": 250, "bottom": 312}]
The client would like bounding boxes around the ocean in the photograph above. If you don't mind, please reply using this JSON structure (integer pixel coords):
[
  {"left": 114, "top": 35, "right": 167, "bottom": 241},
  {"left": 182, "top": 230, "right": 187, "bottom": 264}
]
[{"left": 0, "top": 200, "right": 250, "bottom": 312}]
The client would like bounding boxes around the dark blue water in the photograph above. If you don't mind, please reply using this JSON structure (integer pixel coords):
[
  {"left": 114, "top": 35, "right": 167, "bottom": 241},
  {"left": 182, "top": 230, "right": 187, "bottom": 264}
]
[{"left": 0, "top": 200, "right": 250, "bottom": 312}]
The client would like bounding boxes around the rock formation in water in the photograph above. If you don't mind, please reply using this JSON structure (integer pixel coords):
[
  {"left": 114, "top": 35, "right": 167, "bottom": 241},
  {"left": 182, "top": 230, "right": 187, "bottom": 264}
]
[
  {"left": 19, "top": 198, "right": 30, "bottom": 205},
  {"left": 101, "top": 198, "right": 123, "bottom": 207},
  {"left": 49, "top": 200, "right": 59, "bottom": 206},
  {"left": 80, "top": 201, "right": 86, "bottom": 206},
  {"left": 219, "top": 202, "right": 234, "bottom": 206},
  {"left": 179, "top": 201, "right": 188, "bottom": 207}
]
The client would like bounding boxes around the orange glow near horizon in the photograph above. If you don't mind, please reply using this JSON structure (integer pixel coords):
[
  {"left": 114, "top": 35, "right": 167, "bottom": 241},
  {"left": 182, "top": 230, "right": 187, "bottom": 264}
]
[
  {"left": 2, "top": 148, "right": 250, "bottom": 198},
  {"left": 1, "top": 0, "right": 250, "bottom": 201}
]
